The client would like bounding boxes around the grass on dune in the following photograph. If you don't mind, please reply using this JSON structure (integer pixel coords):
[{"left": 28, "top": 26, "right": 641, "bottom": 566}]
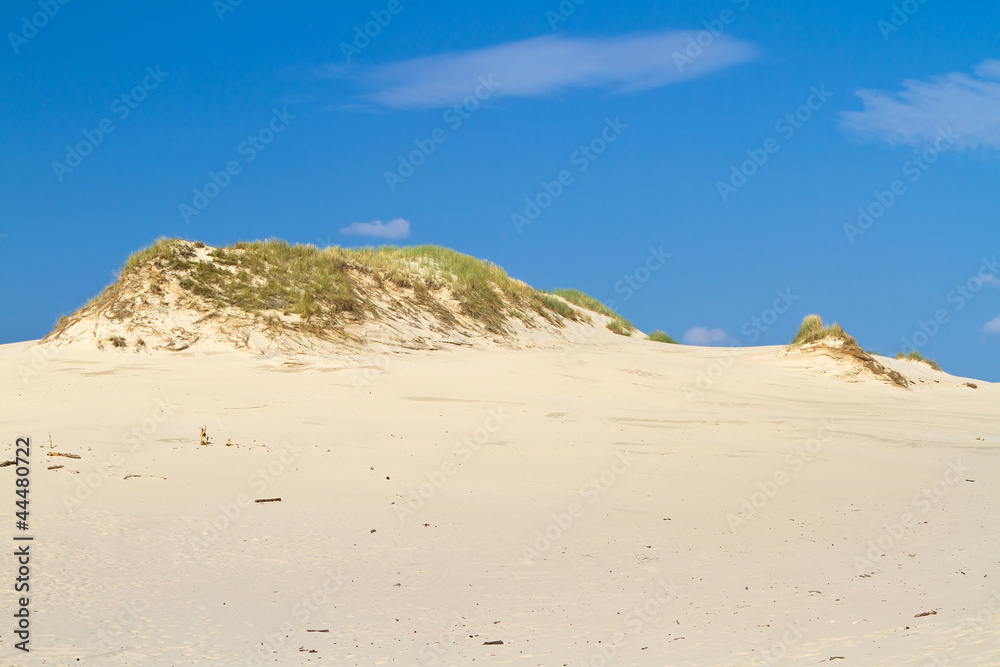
[
  {"left": 550, "top": 288, "right": 636, "bottom": 337},
  {"left": 59, "top": 238, "right": 591, "bottom": 337},
  {"left": 791, "top": 314, "right": 851, "bottom": 346},
  {"left": 647, "top": 330, "right": 678, "bottom": 344},
  {"left": 896, "top": 350, "right": 942, "bottom": 372}
]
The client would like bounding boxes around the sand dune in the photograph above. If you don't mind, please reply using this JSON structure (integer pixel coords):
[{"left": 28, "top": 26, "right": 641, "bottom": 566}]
[{"left": 2, "top": 325, "right": 997, "bottom": 665}]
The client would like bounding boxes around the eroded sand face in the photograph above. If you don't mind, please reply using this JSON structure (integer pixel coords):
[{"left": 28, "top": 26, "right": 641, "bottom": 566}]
[{"left": 1, "top": 336, "right": 997, "bottom": 665}]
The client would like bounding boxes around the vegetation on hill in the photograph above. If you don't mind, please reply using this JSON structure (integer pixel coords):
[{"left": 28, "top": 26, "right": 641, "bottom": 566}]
[
  {"left": 789, "top": 314, "right": 910, "bottom": 388},
  {"left": 550, "top": 288, "right": 637, "bottom": 337},
  {"left": 52, "top": 238, "right": 592, "bottom": 341},
  {"left": 791, "top": 314, "right": 850, "bottom": 346},
  {"left": 896, "top": 350, "right": 942, "bottom": 372},
  {"left": 647, "top": 330, "right": 678, "bottom": 344}
]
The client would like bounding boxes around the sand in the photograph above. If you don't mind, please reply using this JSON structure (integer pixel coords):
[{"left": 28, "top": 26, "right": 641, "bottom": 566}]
[{"left": 1, "top": 331, "right": 998, "bottom": 666}]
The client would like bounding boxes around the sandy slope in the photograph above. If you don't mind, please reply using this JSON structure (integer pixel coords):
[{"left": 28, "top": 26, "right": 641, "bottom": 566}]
[{"left": 1, "top": 332, "right": 998, "bottom": 666}]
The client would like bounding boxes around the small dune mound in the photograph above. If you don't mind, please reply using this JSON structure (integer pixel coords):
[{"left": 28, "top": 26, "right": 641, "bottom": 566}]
[
  {"left": 44, "top": 239, "right": 611, "bottom": 355},
  {"left": 790, "top": 314, "right": 910, "bottom": 388}
]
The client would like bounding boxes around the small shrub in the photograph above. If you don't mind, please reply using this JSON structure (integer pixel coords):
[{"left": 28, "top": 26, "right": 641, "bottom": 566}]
[
  {"left": 607, "top": 318, "right": 634, "bottom": 336},
  {"left": 792, "top": 314, "right": 848, "bottom": 345},
  {"left": 647, "top": 330, "right": 678, "bottom": 344},
  {"left": 109, "top": 335, "right": 127, "bottom": 349}
]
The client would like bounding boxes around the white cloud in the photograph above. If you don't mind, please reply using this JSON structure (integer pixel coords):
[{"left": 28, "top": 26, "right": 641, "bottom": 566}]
[
  {"left": 351, "top": 31, "right": 758, "bottom": 109},
  {"left": 682, "top": 326, "right": 732, "bottom": 346},
  {"left": 841, "top": 59, "right": 1000, "bottom": 149},
  {"left": 339, "top": 218, "right": 410, "bottom": 240},
  {"left": 982, "top": 315, "right": 1000, "bottom": 334}
]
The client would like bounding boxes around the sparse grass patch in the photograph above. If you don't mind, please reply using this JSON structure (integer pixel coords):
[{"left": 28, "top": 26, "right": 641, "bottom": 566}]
[
  {"left": 791, "top": 314, "right": 850, "bottom": 346},
  {"left": 606, "top": 318, "right": 634, "bottom": 337},
  {"left": 552, "top": 289, "right": 619, "bottom": 319},
  {"left": 896, "top": 350, "right": 942, "bottom": 372},
  {"left": 109, "top": 335, "right": 126, "bottom": 349},
  {"left": 647, "top": 330, "right": 678, "bottom": 344},
  {"left": 551, "top": 288, "right": 635, "bottom": 336}
]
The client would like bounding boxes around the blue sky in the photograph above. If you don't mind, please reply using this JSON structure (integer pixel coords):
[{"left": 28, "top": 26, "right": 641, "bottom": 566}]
[{"left": 2, "top": 0, "right": 998, "bottom": 380}]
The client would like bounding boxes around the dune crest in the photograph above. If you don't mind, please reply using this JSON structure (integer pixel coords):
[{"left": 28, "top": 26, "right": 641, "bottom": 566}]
[{"left": 43, "top": 239, "right": 615, "bottom": 356}]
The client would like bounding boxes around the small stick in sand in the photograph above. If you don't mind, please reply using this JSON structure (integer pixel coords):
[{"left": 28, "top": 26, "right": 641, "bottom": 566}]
[
  {"left": 255, "top": 497, "right": 281, "bottom": 503},
  {"left": 47, "top": 452, "right": 81, "bottom": 459},
  {"left": 200, "top": 427, "right": 209, "bottom": 446}
]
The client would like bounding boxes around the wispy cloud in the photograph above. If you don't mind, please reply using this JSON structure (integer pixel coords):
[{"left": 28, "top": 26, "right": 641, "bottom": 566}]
[
  {"left": 841, "top": 59, "right": 1000, "bottom": 149},
  {"left": 340, "top": 218, "right": 410, "bottom": 240},
  {"left": 982, "top": 315, "right": 1000, "bottom": 334},
  {"left": 345, "top": 31, "right": 757, "bottom": 109},
  {"left": 682, "top": 326, "right": 732, "bottom": 346}
]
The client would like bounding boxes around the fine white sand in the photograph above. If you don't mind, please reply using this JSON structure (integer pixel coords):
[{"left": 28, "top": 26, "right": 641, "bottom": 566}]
[{"left": 1, "top": 333, "right": 998, "bottom": 666}]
